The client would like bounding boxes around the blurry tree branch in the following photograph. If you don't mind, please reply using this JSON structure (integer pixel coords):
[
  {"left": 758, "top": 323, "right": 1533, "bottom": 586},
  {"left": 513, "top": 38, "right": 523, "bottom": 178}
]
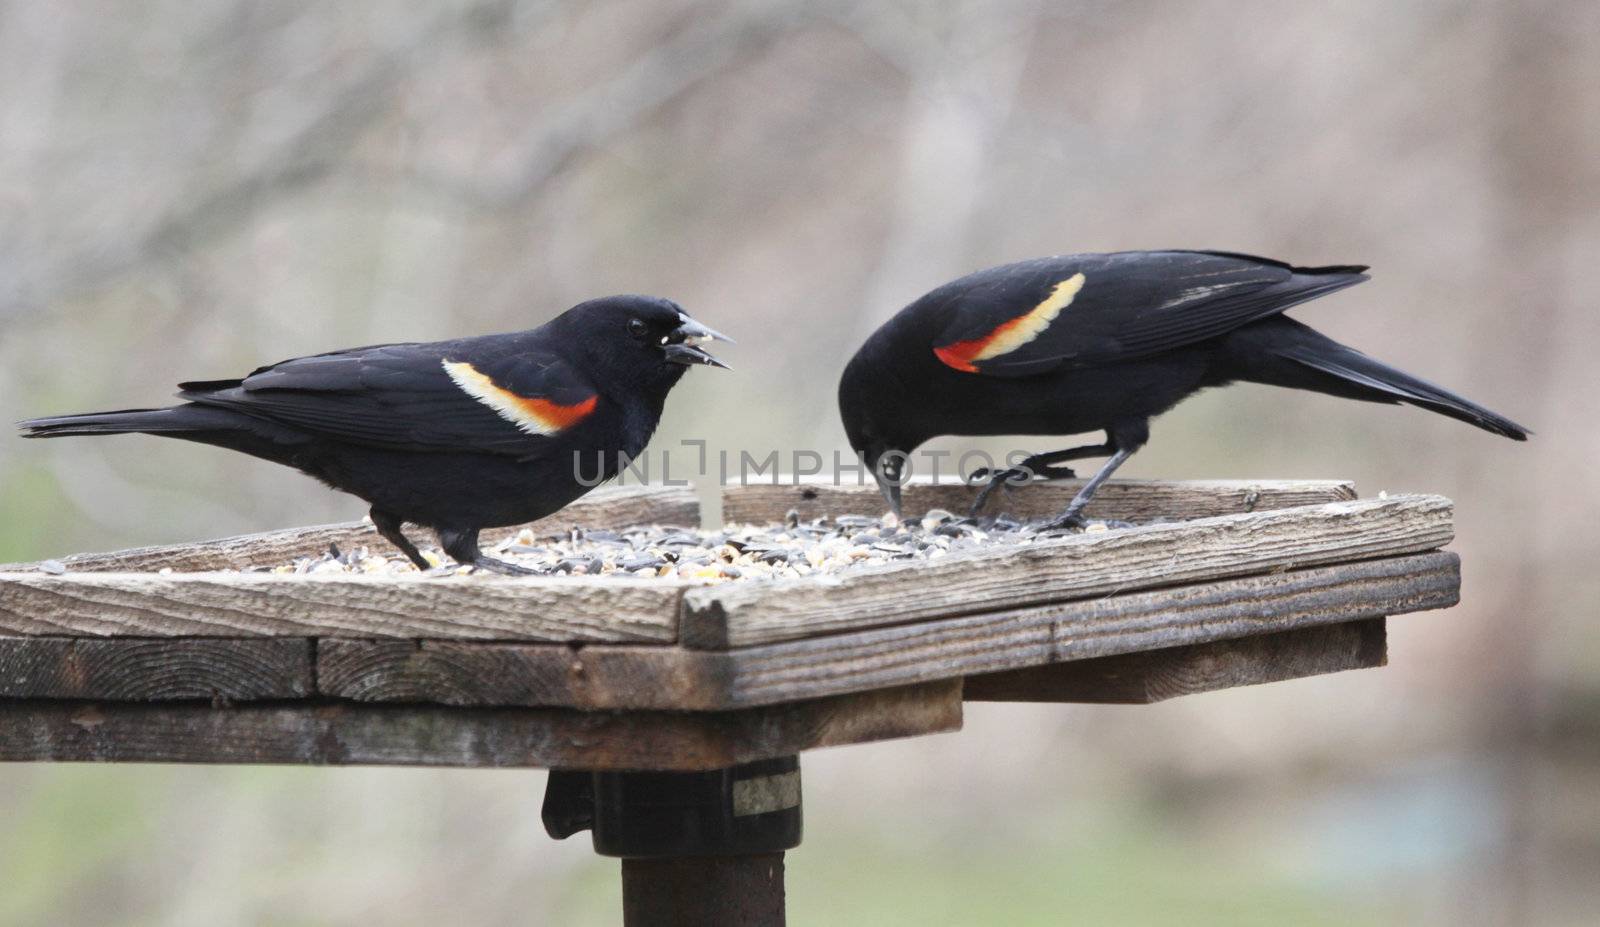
[
  {"left": 12, "top": 0, "right": 805, "bottom": 316},
  {"left": 16, "top": 0, "right": 545, "bottom": 318},
  {"left": 804, "top": 0, "right": 1043, "bottom": 447},
  {"left": 384, "top": 0, "right": 805, "bottom": 212},
  {"left": 832, "top": 0, "right": 1042, "bottom": 310}
]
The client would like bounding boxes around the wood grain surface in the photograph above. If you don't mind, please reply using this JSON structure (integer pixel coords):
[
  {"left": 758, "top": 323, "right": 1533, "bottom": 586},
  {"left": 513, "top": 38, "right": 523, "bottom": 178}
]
[
  {"left": 317, "top": 639, "right": 726, "bottom": 709},
  {"left": 963, "top": 619, "right": 1386, "bottom": 703},
  {"left": 317, "top": 553, "right": 1455, "bottom": 709},
  {"left": 0, "top": 483, "right": 698, "bottom": 574},
  {"left": 0, "top": 572, "right": 688, "bottom": 642},
  {"left": 0, "top": 637, "right": 311, "bottom": 701},
  {"left": 685, "top": 494, "right": 1453, "bottom": 647},
  {"left": 0, "top": 680, "right": 963, "bottom": 771},
  {"left": 709, "top": 552, "right": 1454, "bottom": 706},
  {"left": 720, "top": 478, "right": 1357, "bottom": 525}
]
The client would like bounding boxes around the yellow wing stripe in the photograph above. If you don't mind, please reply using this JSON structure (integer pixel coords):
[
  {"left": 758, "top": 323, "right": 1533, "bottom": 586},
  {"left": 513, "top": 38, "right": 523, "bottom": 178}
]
[
  {"left": 934, "top": 273, "right": 1086, "bottom": 372},
  {"left": 442, "top": 360, "right": 597, "bottom": 436}
]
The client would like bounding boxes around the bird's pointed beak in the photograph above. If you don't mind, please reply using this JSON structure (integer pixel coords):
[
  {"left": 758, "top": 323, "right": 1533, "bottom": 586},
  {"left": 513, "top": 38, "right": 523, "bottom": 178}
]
[
  {"left": 664, "top": 315, "right": 733, "bottom": 370},
  {"left": 874, "top": 471, "right": 903, "bottom": 517},
  {"left": 868, "top": 452, "right": 904, "bottom": 517}
]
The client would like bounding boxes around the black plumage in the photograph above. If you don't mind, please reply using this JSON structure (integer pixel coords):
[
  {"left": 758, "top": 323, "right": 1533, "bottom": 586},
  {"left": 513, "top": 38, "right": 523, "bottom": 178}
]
[
  {"left": 20, "top": 295, "right": 730, "bottom": 572},
  {"left": 839, "top": 250, "right": 1528, "bottom": 524}
]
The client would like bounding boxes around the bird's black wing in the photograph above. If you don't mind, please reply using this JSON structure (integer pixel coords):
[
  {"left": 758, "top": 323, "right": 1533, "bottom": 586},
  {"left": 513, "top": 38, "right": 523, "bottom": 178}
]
[
  {"left": 929, "top": 251, "right": 1368, "bottom": 377},
  {"left": 177, "top": 339, "right": 601, "bottom": 455}
]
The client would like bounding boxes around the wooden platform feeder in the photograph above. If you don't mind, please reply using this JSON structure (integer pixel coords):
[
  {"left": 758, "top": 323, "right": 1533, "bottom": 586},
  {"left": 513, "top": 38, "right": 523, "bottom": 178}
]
[{"left": 0, "top": 479, "right": 1460, "bottom": 925}]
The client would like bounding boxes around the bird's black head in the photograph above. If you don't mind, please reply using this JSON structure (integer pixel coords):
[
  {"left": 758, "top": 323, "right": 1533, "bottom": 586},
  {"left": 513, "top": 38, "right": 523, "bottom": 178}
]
[
  {"left": 555, "top": 295, "right": 732, "bottom": 390},
  {"left": 839, "top": 346, "right": 920, "bottom": 516}
]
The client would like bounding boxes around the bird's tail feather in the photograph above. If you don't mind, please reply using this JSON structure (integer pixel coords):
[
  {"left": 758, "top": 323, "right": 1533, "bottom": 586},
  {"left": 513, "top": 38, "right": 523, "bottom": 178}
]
[
  {"left": 1275, "top": 343, "right": 1529, "bottom": 439},
  {"left": 18, "top": 405, "right": 243, "bottom": 438},
  {"left": 1227, "top": 318, "right": 1530, "bottom": 440}
]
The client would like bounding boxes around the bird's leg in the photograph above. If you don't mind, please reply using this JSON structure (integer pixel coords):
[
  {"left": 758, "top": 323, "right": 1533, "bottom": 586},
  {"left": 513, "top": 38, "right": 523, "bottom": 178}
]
[
  {"left": 968, "top": 442, "right": 1114, "bottom": 517},
  {"left": 370, "top": 508, "right": 432, "bottom": 571},
  {"left": 436, "top": 526, "right": 539, "bottom": 575},
  {"left": 1038, "top": 422, "right": 1148, "bottom": 531},
  {"left": 1039, "top": 448, "right": 1136, "bottom": 531}
]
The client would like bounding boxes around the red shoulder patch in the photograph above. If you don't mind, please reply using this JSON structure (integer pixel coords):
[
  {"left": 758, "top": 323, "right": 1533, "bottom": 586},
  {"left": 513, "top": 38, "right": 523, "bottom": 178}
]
[
  {"left": 442, "top": 360, "right": 598, "bottom": 436},
  {"left": 933, "top": 273, "right": 1086, "bottom": 373}
]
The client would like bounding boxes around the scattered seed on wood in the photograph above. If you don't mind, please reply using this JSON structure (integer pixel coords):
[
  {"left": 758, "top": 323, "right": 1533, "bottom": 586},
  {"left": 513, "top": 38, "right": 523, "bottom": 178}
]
[{"left": 241, "top": 511, "right": 1137, "bottom": 583}]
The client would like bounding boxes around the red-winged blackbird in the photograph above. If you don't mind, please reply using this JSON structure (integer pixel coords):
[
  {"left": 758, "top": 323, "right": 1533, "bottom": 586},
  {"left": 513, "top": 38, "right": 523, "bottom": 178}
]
[
  {"left": 20, "top": 296, "right": 730, "bottom": 573},
  {"left": 839, "top": 250, "right": 1529, "bottom": 526}
]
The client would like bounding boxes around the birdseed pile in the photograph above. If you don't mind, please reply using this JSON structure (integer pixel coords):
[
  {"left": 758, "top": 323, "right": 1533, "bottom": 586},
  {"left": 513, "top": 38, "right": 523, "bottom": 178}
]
[{"left": 254, "top": 509, "right": 1132, "bottom": 583}]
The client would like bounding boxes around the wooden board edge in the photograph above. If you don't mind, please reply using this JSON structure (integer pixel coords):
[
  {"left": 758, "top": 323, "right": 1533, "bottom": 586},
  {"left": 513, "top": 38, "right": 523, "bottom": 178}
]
[
  {"left": 312, "top": 552, "right": 1455, "bottom": 711},
  {"left": 316, "top": 639, "right": 737, "bottom": 711},
  {"left": 0, "top": 680, "right": 962, "bottom": 772},
  {"left": 0, "top": 637, "right": 313, "bottom": 701},
  {"left": 1, "top": 483, "right": 701, "bottom": 574},
  {"left": 962, "top": 618, "right": 1387, "bottom": 704},
  {"left": 0, "top": 572, "right": 688, "bottom": 643},
  {"left": 714, "top": 551, "right": 1456, "bottom": 707},
  {"left": 685, "top": 493, "right": 1454, "bottom": 648},
  {"left": 720, "top": 478, "right": 1359, "bottom": 525}
]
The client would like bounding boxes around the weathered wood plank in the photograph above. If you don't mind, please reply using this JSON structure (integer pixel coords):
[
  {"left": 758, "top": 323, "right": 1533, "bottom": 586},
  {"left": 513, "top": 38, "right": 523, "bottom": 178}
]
[
  {"left": 721, "top": 478, "right": 1357, "bottom": 525},
  {"left": 0, "top": 573, "right": 687, "bottom": 642},
  {"left": 963, "top": 619, "right": 1387, "bottom": 704},
  {"left": 0, "top": 681, "right": 963, "bottom": 771},
  {"left": 0, "top": 483, "right": 698, "bottom": 574},
  {"left": 710, "top": 552, "right": 1454, "bottom": 705},
  {"left": 0, "top": 637, "right": 312, "bottom": 701},
  {"left": 318, "top": 639, "right": 726, "bottom": 710},
  {"left": 685, "top": 494, "right": 1453, "bottom": 648},
  {"left": 317, "top": 553, "right": 1455, "bottom": 710}
]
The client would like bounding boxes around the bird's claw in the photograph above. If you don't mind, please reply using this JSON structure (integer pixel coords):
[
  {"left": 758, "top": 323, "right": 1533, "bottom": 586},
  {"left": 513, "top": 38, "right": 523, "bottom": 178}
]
[
  {"left": 967, "top": 466, "right": 1029, "bottom": 517},
  {"left": 1035, "top": 513, "right": 1134, "bottom": 534},
  {"left": 1036, "top": 511, "right": 1089, "bottom": 533},
  {"left": 466, "top": 556, "right": 541, "bottom": 576}
]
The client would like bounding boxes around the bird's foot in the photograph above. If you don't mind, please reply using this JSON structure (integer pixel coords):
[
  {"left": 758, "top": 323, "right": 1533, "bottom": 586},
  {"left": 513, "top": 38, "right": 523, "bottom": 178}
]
[
  {"left": 1035, "top": 510, "right": 1089, "bottom": 534},
  {"left": 967, "top": 466, "right": 1030, "bottom": 517},
  {"left": 1034, "top": 513, "right": 1135, "bottom": 534},
  {"left": 460, "top": 555, "right": 541, "bottom": 576}
]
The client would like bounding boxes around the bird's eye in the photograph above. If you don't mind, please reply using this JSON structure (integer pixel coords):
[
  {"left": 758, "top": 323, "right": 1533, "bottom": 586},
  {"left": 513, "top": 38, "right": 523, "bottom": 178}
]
[{"left": 627, "top": 318, "right": 649, "bottom": 338}]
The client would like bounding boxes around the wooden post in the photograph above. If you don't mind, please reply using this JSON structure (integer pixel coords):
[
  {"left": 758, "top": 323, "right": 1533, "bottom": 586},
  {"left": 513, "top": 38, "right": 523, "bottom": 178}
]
[
  {"left": 543, "top": 757, "right": 802, "bottom": 925},
  {"left": 622, "top": 854, "right": 786, "bottom": 926}
]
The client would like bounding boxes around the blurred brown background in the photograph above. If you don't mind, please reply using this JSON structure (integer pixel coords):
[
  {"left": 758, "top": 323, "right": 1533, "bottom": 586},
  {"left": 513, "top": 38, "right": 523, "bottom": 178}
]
[{"left": 1, "top": 1, "right": 1596, "bottom": 924}]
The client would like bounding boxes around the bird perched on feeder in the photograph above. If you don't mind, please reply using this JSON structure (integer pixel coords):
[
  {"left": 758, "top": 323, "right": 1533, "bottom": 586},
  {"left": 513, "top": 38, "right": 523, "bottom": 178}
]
[
  {"left": 20, "top": 295, "right": 730, "bottom": 573},
  {"left": 839, "top": 250, "right": 1528, "bottom": 526}
]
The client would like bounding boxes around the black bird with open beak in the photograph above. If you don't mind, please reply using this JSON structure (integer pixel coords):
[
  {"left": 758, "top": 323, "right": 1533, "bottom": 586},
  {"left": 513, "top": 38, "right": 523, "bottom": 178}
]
[
  {"left": 21, "top": 295, "right": 731, "bottom": 573},
  {"left": 840, "top": 250, "right": 1528, "bottom": 528}
]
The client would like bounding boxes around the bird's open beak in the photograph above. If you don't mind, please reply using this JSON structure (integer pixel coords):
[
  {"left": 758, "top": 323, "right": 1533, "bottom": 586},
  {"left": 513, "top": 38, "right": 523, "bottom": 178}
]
[{"left": 664, "top": 315, "right": 733, "bottom": 369}]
